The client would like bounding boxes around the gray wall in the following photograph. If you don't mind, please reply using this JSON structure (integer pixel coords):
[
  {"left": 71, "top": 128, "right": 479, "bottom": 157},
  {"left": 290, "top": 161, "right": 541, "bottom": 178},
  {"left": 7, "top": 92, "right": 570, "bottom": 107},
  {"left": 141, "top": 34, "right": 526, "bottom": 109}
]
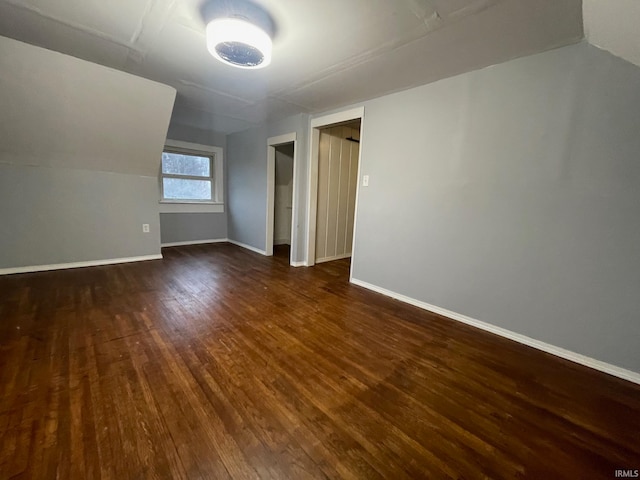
[
  {"left": 166, "top": 123, "right": 227, "bottom": 151},
  {"left": 227, "top": 125, "right": 269, "bottom": 250},
  {"left": 0, "top": 36, "right": 176, "bottom": 269},
  {"left": 162, "top": 123, "right": 228, "bottom": 244},
  {"left": 349, "top": 42, "right": 640, "bottom": 372},
  {"left": 160, "top": 213, "right": 227, "bottom": 244},
  {"left": 0, "top": 165, "right": 160, "bottom": 267},
  {"left": 227, "top": 114, "right": 309, "bottom": 259}
]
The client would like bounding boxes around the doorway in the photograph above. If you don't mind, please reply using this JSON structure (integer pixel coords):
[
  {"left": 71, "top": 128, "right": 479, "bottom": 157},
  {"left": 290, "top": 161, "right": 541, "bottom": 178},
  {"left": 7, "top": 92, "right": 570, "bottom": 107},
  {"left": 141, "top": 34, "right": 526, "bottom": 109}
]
[
  {"left": 273, "top": 143, "right": 294, "bottom": 261},
  {"left": 266, "top": 132, "right": 297, "bottom": 265},
  {"left": 307, "top": 107, "right": 365, "bottom": 271},
  {"left": 315, "top": 120, "right": 361, "bottom": 263}
]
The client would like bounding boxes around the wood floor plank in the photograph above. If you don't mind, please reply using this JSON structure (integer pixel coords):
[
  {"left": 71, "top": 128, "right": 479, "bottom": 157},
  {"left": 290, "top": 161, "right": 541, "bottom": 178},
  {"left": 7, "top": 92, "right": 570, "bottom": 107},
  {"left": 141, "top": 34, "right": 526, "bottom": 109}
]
[{"left": 1, "top": 242, "right": 639, "bottom": 479}]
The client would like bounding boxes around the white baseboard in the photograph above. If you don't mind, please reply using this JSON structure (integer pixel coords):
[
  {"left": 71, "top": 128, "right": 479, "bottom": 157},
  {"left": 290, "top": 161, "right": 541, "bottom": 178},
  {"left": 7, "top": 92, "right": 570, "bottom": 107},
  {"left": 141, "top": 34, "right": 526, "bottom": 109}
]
[
  {"left": 290, "top": 261, "right": 307, "bottom": 267},
  {"left": 161, "top": 238, "right": 228, "bottom": 247},
  {"left": 0, "top": 254, "right": 163, "bottom": 276},
  {"left": 350, "top": 277, "right": 640, "bottom": 385},
  {"left": 227, "top": 239, "right": 267, "bottom": 256},
  {"left": 316, "top": 252, "right": 351, "bottom": 264}
]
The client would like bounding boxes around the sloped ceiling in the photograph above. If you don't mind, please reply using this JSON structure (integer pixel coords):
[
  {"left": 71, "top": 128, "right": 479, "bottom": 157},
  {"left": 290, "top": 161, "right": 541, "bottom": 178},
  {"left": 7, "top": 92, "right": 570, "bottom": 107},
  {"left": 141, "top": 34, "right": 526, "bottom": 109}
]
[
  {"left": 583, "top": 0, "right": 640, "bottom": 68},
  {"left": 0, "top": 0, "right": 583, "bottom": 134}
]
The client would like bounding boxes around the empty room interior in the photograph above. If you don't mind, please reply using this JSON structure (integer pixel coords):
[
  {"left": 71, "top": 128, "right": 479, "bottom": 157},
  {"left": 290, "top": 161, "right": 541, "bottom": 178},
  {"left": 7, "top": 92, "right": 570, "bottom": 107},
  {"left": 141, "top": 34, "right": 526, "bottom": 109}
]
[{"left": 1, "top": 0, "right": 640, "bottom": 478}]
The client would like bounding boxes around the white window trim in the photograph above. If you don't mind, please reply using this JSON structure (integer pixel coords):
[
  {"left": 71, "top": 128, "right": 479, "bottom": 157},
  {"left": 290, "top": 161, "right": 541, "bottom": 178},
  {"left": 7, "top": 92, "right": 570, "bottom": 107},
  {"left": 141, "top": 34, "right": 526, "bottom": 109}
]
[{"left": 160, "top": 140, "right": 224, "bottom": 214}]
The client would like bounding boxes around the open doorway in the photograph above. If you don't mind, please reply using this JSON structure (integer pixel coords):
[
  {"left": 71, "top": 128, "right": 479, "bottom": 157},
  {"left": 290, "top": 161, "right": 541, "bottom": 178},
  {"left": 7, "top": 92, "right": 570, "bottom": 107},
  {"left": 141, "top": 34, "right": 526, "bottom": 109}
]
[
  {"left": 266, "top": 132, "right": 297, "bottom": 265},
  {"left": 315, "top": 120, "right": 360, "bottom": 263},
  {"left": 307, "top": 107, "right": 365, "bottom": 272},
  {"left": 273, "top": 143, "right": 294, "bottom": 261}
]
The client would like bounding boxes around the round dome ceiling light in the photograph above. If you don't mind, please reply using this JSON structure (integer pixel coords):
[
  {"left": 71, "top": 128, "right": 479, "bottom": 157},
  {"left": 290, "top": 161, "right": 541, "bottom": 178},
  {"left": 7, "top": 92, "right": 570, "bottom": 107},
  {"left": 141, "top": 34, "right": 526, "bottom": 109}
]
[{"left": 206, "top": 17, "right": 272, "bottom": 69}]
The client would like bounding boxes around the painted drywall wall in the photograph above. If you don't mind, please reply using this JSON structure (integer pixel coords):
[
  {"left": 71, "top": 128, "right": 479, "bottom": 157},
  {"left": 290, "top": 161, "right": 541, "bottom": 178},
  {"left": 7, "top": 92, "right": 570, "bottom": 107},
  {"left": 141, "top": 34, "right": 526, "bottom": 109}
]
[
  {"left": 160, "top": 213, "right": 227, "bottom": 244},
  {"left": 0, "top": 36, "right": 175, "bottom": 269},
  {"left": 315, "top": 126, "right": 359, "bottom": 262},
  {"left": 161, "top": 125, "right": 228, "bottom": 245},
  {"left": 347, "top": 42, "right": 640, "bottom": 373},
  {"left": 0, "top": 164, "right": 160, "bottom": 268},
  {"left": 227, "top": 113, "right": 309, "bottom": 260},
  {"left": 0, "top": 36, "right": 174, "bottom": 177},
  {"left": 274, "top": 145, "right": 294, "bottom": 245},
  {"left": 166, "top": 123, "right": 227, "bottom": 151},
  {"left": 583, "top": 0, "right": 640, "bottom": 68},
  {"left": 227, "top": 124, "right": 269, "bottom": 251}
]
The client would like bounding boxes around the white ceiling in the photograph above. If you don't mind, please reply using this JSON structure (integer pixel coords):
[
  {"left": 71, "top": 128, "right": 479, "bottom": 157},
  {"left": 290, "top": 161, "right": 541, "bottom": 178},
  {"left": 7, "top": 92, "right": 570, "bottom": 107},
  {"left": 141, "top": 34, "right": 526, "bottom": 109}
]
[
  {"left": 583, "top": 0, "right": 640, "bottom": 68},
  {"left": 0, "top": 0, "right": 584, "bottom": 134}
]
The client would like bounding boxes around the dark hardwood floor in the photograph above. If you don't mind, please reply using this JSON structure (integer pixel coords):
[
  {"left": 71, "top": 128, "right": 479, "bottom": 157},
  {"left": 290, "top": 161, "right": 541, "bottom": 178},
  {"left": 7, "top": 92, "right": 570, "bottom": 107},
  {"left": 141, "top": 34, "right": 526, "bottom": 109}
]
[{"left": 1, "top": 243, "right": 639, "bottom": 479}]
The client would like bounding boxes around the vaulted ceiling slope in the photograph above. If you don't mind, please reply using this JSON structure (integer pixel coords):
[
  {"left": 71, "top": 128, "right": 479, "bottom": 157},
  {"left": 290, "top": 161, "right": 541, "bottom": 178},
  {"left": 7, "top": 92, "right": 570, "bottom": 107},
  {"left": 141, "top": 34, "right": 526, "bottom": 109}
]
[
  {"left": 0, "top": 0, "right": 583, "bottom": 134},
  {"left": 583, "top": 0, "right": 640, "bottom": 68}
]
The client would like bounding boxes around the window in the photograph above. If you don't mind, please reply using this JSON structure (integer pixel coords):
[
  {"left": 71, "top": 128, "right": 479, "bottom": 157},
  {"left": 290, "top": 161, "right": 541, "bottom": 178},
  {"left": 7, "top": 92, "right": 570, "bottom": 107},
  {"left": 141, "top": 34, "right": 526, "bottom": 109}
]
[
  {"left": 161, "top": 150, "right": 214, "bottom": 202},
  {"left": 160, "top": 141, "right": 224, "bottom": 213}
]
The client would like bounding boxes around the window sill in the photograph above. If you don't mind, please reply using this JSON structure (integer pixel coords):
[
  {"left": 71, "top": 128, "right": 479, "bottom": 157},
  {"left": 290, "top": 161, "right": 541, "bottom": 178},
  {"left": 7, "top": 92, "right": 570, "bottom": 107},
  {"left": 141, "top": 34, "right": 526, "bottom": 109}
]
[{"left": 159, "top": 202, "right": 225, "bottom": 214}]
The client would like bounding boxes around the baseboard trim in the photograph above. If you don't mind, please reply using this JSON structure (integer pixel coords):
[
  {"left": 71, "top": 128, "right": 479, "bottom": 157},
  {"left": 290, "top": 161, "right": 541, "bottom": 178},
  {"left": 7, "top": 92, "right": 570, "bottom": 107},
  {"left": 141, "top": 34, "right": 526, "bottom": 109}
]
[
  {"left": 316, "top": 253, "right": 351, "bottom": 264},
  {"left": 0, "top": 254, "right": 163, "bottom": 276},
  {"left": 290, "top": 261, "right": 307, "bottom": 267},
  {"left": 227, "top": 239, "right": 267, "bottom": 256},
  {"left": 350, "top": 277, "right": 640, "bottom": 385},
  {"left": 161, "top": 239, "right": 228, "bottom": 247}
]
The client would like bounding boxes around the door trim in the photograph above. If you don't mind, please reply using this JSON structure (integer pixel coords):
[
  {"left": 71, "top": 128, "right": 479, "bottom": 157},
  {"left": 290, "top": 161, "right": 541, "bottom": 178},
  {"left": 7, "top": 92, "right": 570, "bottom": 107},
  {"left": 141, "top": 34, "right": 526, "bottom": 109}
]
[
  {"left": 267, "top": 133, "right": 297, "bottom": 264},
  {"left": 306, "top": 107, "right": 365, "bottom": 274}
]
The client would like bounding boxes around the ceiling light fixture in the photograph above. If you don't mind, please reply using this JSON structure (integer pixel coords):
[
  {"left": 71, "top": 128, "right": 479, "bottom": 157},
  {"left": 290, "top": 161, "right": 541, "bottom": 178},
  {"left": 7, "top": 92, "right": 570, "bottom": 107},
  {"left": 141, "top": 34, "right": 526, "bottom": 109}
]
[
  {"left": 206, "top": 17, "right": 272, "bottom": 69},
  {"left": 202, "top": 1, "right": 275, "bottom": 70}
]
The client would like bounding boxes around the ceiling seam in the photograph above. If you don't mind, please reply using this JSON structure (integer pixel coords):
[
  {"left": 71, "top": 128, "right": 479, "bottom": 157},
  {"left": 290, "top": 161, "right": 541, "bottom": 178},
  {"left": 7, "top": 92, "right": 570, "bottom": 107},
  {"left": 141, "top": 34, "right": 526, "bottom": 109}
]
[
  {"left": 4, "top": 0, "right": 144, "bottom": 54},
  {"left": 273, "top": 0, "right": 506, "bottom": 99}
]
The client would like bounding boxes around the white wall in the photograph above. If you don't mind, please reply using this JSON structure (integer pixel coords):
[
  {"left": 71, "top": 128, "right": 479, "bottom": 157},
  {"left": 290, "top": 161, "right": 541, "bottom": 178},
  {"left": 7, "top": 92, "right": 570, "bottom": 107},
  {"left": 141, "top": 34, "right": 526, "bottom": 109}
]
[{"left": 0, "top": 36, "right": 176, "bottom": 270}]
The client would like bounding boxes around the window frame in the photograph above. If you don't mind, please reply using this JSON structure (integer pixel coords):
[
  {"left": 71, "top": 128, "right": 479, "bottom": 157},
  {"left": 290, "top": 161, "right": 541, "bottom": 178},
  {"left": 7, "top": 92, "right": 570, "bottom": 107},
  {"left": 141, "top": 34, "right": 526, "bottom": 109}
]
[
  {"left": 159, "top": 140, "right": 224, "bottom": 213},
  {"left": 161, "top": 149, "right": 214, "bottom": 203}
]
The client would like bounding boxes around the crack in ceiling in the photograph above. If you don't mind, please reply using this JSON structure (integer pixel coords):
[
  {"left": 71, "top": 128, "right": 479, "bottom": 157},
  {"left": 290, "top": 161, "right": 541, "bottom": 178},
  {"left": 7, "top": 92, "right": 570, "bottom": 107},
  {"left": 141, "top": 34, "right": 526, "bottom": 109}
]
[
  {"left": 0, "top": 0, "right": 583, "bottom": 134},
  {"left": 179, "top": 79, "right": 256, "bottom": 106},
  {"left": 130, "top": 0, "right": 156, "bottom": 44}
]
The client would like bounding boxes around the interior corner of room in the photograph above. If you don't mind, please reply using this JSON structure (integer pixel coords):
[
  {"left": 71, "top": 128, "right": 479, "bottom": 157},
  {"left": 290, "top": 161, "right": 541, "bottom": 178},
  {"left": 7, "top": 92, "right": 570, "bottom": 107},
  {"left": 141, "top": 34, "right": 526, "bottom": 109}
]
[
  {"left": 1, "top": 0, "right": 639, "bottom": 384},
  {"left": 1, "top": 0, "right": 640, "bottom": 476}
]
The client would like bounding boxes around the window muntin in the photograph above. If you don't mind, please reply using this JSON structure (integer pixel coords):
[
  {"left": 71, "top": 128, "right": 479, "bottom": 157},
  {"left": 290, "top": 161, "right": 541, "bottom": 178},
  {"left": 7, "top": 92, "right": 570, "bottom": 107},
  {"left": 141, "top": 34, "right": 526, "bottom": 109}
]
[{"left": 161, "top": 151, "right": 214, "bottom": 202}]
